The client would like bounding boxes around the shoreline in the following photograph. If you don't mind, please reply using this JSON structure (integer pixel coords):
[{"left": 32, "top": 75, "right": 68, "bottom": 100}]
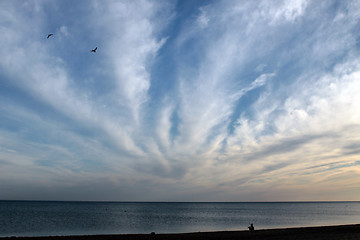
[{"left": 1, "top": 224, "right": 360, "bottom": 240}]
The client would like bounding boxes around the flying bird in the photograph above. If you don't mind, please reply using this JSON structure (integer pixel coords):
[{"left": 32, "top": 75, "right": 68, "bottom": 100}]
[
  {"left": 91, "top": 47, "right": 98, "bottom": 53},
  {"left": 47, "top": 34, "right": 53, "bottom": 39}
]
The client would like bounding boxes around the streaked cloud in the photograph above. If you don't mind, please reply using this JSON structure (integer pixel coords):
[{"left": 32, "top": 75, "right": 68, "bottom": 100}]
[{"left": 0, "top": 0, "right": 359, "bottom": 201}]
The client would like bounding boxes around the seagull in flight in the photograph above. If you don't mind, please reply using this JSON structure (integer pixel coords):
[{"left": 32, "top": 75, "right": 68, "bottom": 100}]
[
  {"left": 91, "top": 47, "right": 98, "bottom": 53},
  {"left": 47, "top": 33, "right": 53, "bottom": 39}
]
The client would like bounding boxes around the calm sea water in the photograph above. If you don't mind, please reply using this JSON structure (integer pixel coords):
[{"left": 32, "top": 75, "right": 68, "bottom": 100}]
[{"left": 0, "top": 201, "right": 359, "bottom": 237}]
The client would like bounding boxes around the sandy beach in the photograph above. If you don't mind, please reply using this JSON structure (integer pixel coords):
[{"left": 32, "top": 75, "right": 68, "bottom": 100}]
[{"left": 1, "top": 224, "right": 359, "bottom": 240}]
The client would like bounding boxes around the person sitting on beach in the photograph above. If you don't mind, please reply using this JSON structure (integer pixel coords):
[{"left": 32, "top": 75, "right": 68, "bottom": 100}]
[{"left": 248, "top": 223, "right": 254, "bottom": 231}]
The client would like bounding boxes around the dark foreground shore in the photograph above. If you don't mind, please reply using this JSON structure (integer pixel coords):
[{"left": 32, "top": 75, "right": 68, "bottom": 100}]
[{"left": 1, "top": 224, "right": 360, "bottom": 240}]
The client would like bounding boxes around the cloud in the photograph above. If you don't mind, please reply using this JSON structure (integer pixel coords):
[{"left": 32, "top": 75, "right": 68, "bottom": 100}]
[
  {"left": 197, "top": 7, "right": 210, "bottom": 28},
  {"left": 259, "top": 0, "right": 309, "bottom": 24},
  {"left": 0, "top": 0, "right": 359, "bottom": 201},
  {"left": 0, "top": 0, "right": 170, "bottom": 189},
  {"left": 88, "top": 0, "right": 173, "bottom": 120},
  {"left": 59, "top": 25, "right": 68, "bottom": 37}
]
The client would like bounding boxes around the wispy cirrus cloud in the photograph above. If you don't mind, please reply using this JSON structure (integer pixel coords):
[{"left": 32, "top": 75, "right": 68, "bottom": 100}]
[{"left": 0, "top": 0, "right": 359, "bottom": 201}]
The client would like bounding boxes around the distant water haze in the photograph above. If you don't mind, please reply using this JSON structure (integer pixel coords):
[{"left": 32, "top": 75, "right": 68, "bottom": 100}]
[{"left": 1, "top": 201, "right": 360, "bottom": 237}]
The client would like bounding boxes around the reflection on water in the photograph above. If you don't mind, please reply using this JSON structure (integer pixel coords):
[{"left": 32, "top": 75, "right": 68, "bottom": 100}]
[{"left": 0, "top": 201, "right": 359, "bottom": 236}]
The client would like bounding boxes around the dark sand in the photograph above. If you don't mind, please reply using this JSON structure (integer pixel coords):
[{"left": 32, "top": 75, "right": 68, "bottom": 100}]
[{"left": 1, "top": 224, "right": 360, "bottom": 240}]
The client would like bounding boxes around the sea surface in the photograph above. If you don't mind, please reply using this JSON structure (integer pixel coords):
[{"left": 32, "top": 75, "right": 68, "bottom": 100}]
[{"left": 0, "top": 201, "right": 359, "bottom": 237}]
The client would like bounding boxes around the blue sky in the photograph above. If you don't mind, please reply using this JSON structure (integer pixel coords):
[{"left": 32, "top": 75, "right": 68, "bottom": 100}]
[{"left": 0, "top": 0, "right": 360, "bottom": 201}]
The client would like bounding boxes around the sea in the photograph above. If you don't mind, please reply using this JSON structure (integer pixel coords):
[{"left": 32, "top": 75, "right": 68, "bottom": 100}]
[{"left": 0, "top": 201, "right": 359, "bottom": 237}]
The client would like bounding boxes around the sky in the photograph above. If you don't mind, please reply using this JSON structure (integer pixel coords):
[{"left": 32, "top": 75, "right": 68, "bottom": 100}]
[{"left": 0, "top": 0, "right": 360, "bottom": 202}]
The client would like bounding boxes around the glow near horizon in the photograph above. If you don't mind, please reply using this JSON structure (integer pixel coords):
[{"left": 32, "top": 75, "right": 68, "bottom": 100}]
[{"left": 0, "top": 0, "right": 359, "bottom": 201}]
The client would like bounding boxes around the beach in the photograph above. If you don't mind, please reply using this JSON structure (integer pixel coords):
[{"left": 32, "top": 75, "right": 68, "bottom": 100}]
[{"left": 1, "top": 224, "right": 359, "bottom": 240}]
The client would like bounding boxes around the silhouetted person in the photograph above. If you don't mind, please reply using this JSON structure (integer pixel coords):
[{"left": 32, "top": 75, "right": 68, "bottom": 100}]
[
  {"left": 47, "top": 34, "right": 53, "bottom": 39},
  {"left": 91, "top": 47, "right": 97, "bottom": 53},
  {"left": 248, "top": 223, "right": 254, "bottom": 231}
]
